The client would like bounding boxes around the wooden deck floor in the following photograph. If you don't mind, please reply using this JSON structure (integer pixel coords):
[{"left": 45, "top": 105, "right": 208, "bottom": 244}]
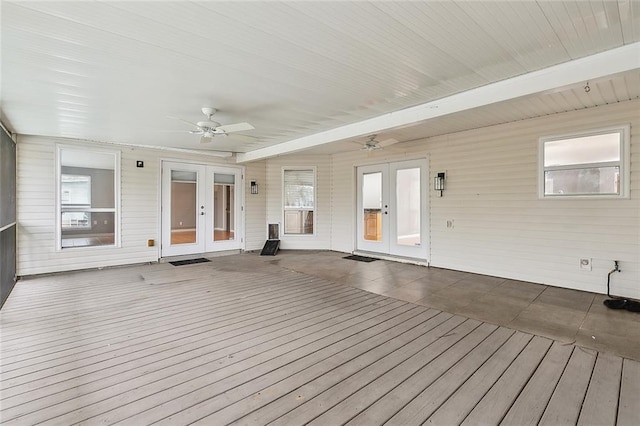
[{"left": 1, "top": 258, "right": 638, "bottom": 425}]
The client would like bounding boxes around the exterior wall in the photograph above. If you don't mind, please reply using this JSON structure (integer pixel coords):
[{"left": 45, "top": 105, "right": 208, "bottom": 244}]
[
  {"left": 16, "top": 136, "right": 266, "bottom": 275},
  {"left": 331, "top": 100, "right": 640, "bottom": 299},
  {"left": 244, "top": 159, "right": 267, "bottom": 251},
  {"left": 265, "top": 155, "right": 331, "bottom": 250}
]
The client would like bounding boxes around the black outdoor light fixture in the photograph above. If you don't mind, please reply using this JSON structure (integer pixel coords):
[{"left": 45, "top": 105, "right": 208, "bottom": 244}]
[
  {"left": 434, "top": 172, "right": 445, "bottom": 197},
  {"left": 250, "top": 180, "right": 258, "bottom": 194}
]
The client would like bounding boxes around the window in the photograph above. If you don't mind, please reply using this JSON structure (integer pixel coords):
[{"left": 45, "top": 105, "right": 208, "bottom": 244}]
[
  {"left": 540, "top": 126, "right": 629, "bottom": 198},
  {"left": 283, "top": 168, "right": 315, "bottom": 235},
  {"left": 57, "top": 147, "right": 120, "bottom": 249}
]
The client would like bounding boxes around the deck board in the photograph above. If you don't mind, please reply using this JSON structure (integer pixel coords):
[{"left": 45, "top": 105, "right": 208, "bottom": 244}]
[
  {"left": 501, "top": 341, "right": 574, "bottom": 425},
  {"left": 309, "top": 321, "right": 496, "bottom": 425},
  {"left": 203, "top": 306, "right": 434, "bottom": 425},
  {"left": 577, "top": 352, "right": 623, "bottom": 426},
  {"left": 424, "top": 331, "right": 532, "bottom": 425},
  {"left": 539, "top": 346, "right": 597, "bottom": 425},
  {"left": 618, "top": 358, "right": 640, "bottom": 426},
  {"left": 460, "top": 335, "right": 552, "bottom": 425},
  {"left": 0, "top": 260, "right": 635, "bottom": 426},
  {"left": 371, "top": 327, "right": 514, "bottom": 425},
  {"left": 1, "top": 291, "right": 385, "bottom": 415},
  {"left": 5, "top": 294, "right": 395, "bottom": 423}
]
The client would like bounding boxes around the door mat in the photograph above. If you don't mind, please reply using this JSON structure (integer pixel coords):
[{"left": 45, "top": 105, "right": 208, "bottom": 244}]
[
  {"left": 343, "top": 255, "right": 378, "bottom": 263},
  {"left": 169, "top": 258, "right": 211, "bottom": 266}
]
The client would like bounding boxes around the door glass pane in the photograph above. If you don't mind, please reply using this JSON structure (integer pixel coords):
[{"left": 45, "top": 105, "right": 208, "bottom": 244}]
[
  {"left": 171, "top": 170, "right": 197, "bottom": 245},
  {"left": 362, "top": 172, "right": 382, "bottom": 241},
  {"left": 396, "top": 168, "right": 421, "bottom": 246},
  {"left": 214, "top": 173, "right": 235, "bottom": 241}
]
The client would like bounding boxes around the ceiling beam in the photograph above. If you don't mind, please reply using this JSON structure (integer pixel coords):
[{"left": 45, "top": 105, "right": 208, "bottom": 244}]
[{"left": 236, "top": 42, "right": 640, "bottom": 163}]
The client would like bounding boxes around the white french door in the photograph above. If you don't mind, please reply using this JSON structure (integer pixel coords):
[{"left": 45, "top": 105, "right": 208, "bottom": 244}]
[
  {"left": 161, "top": 161, "right": 242, "bottom": 257},
  {"left": 356, "top": 159, "right": 428, "bottom": 260}
]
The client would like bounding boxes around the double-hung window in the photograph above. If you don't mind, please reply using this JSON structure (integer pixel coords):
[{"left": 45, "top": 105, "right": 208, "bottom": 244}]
[
  {"left": 283, "top": 168, "right": 315, "bottom": 235},
  {"left": 540, "top": 126, "right": 629, "bottom": 198},
  {"left": 57, "top": 146, "right": 120, "bottom": 248}
]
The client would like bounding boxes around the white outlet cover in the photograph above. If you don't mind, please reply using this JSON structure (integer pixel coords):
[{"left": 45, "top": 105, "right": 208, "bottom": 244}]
[{"left": 580, "top": 258, "right": 592, "bottom": 271}]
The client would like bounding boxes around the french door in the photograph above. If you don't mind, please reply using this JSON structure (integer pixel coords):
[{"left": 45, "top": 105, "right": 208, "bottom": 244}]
[
  {"left": 356, "top": 159, "right": 428, "bottom": 259},
  {"left": 161, "top": 161, "right": 242, "bottom": 257}
]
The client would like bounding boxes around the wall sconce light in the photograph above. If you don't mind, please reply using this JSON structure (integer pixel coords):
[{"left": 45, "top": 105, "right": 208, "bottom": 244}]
[
  {"left": 250, "top": 180, "right": 258, "bottom": 194},
  {"left": 434, "top": 172, "right": 445, "bottom": 197}
]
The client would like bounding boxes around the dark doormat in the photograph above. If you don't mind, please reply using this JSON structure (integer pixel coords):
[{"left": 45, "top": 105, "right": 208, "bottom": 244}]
[
  {"left": 169, "top": 258, "right": 210, "bottom": 266},
  {"left": 343, "top": 255, "right": 378, "bottom": 263}
]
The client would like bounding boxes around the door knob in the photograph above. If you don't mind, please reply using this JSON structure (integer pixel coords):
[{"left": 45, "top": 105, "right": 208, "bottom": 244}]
[{"left": 200, "top": 212, "right": 205, "bottom": 215}]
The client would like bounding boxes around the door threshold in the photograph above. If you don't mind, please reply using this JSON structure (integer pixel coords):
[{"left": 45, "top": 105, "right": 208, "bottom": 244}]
[
  {"left": 160, "top": 249, "right": 241, "bottom": 263},
  {"left": 352, "top": 250, "right": 430, "bottom": 267}
]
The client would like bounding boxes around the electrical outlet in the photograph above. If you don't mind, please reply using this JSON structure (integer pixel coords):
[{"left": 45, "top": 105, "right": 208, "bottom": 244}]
[{"left": 580, "top": 258, "right": 592, "bottom": 271}]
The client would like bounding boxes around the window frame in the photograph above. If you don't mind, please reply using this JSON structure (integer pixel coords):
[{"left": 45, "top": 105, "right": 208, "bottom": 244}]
[
  {"left": 55, "top": 145, "right": 121, "bottom": 250},
  {"left": 282, "top": 166, "right": 316, "bottom": 237},
  {"left": 538, "top": 125, "right": 630, "bottom": 199}
]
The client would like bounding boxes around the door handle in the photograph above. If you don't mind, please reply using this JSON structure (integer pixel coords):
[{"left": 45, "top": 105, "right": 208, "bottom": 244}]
[{"left": 200, "top": 212, "right": 205, "bottom": 215}]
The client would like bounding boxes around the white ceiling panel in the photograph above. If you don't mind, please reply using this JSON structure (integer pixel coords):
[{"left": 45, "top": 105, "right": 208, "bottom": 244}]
[{"left": 2, "top": 1, "right": 638, "bottom": 159}]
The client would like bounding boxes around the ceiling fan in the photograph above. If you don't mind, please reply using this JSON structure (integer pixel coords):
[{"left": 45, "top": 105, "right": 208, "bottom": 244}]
[
  {"left": 172, "top": 107, "right": 255, "bottom": 143},
  {"left": 358, "top": 134, "right": 399, "bottom": 152}
]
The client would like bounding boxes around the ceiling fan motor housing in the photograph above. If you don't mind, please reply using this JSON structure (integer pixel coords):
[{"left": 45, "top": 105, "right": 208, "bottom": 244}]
[{"left": 201, "top": 107, "right": 216, "bottom": 116}]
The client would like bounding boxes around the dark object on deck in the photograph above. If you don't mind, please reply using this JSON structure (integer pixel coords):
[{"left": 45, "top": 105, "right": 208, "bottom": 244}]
[
  {"left": 261, "top": 239, "right": 280, "bottom": 256},
  {"left": 343, "top": 255, "right": 378, "bottom": 263},
  {"left": 604, "top": 298, "right": 640, "bottom": 312},
  {"left": 169, "top": 258, "right": 210, "bottom": 266}
]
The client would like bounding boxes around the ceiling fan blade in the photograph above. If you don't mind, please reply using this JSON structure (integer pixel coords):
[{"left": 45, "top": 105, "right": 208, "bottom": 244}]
[
  {"left": 167, "top": 115, "right": 202, "bottom": 129},
  {"left": 379, "top": 137, "right": 399, "bottom": 147},
  {"left": 217, "top": 122, "right": 255, "bottom": 133},
  {"left": 225, "top": 133, "right": 258, "bottom": 143}
]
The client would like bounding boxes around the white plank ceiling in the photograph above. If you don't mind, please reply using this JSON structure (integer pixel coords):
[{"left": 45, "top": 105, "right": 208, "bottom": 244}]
[{"left": 1, "top": 1, "right": 639, "bottom": 160}]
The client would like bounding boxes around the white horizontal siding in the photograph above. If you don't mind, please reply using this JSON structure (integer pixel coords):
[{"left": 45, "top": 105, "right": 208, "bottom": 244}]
[
  {"left": 331, "top": 99, "right": 640, "bottom": 299},
  {"left": 16, "top": 136, "right": 261, "bottom": 275},
  {"left": 244, "top": 160, "right": 267, "bottom": 251},
  {"left": 265, "top": 155, "right": 331, "bottom": 250}
]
